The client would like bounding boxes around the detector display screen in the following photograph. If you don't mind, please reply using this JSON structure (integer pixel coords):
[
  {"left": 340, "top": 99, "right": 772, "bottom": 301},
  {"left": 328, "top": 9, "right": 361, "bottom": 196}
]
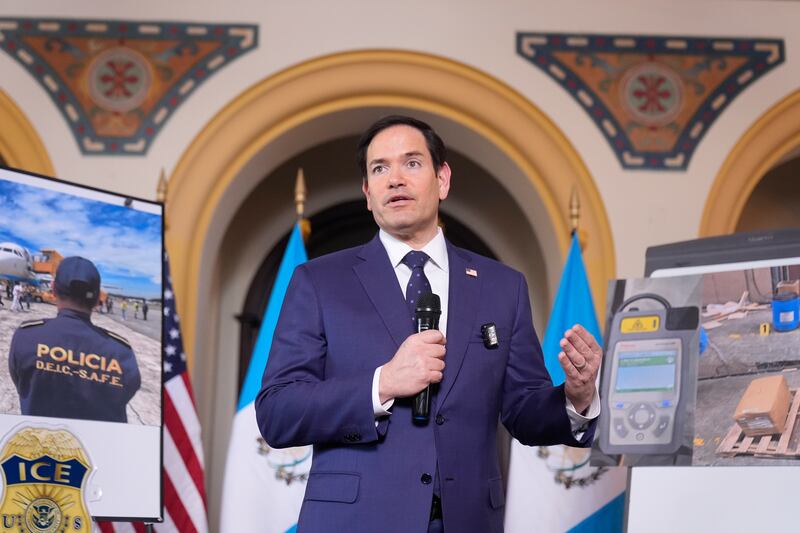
[{"left": 615, "top": 350, "right": 677, "bottom": 393}]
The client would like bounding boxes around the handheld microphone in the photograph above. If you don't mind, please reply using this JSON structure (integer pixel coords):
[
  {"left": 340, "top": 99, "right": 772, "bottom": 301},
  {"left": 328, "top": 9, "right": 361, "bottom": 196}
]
[{"left": 413, "top": 292, "right": 441, "bottom": 423}]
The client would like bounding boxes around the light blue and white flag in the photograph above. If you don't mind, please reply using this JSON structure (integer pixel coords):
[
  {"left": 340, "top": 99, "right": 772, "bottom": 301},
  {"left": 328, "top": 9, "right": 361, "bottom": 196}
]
[
  {"left": 505, "top": 234, "right": 627, "bottom": 533},
  {"left": 220, "top": 223, "right": 310, "bottom": 533}
]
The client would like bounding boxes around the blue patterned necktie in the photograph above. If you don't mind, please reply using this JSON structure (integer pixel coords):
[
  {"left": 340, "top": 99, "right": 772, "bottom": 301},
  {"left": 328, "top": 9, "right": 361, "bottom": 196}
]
[{"left": 401, "top": 250, "right": 432, "bottom": 319}]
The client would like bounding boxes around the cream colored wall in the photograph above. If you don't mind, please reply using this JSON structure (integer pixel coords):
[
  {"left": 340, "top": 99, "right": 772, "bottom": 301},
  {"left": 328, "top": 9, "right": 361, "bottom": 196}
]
[
  {"left": 2, "top": 0, "right": 799, "bottom": 275},
  {"left": 0, "top": 0, "right": 800, "bottom": 276},
  {"left": 2, "top": 0, "right": 800, "bottom": 528}
]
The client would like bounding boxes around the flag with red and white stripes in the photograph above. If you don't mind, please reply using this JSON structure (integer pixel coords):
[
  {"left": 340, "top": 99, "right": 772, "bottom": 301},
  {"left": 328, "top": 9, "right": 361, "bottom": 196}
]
[{"left": 98, "top": 253, "right": 208, "bottom": 533}]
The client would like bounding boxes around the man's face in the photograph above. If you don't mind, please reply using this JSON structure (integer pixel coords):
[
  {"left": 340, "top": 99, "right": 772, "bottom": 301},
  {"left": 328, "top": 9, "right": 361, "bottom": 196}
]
[{"left": 362, "top": 125, "right": 451, "bottom": 245}]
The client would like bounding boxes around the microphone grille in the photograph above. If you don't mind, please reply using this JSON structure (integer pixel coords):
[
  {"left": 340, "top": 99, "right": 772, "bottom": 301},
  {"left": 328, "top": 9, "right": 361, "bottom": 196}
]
[{"left": 416, "top": 292, "right": 441, "bottom": 312}]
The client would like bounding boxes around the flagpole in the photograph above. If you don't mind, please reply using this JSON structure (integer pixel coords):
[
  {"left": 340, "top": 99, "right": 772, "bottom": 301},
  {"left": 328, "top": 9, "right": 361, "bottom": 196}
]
[
  {"left": 505, "top": 186, "right": 625, "bottom": 533},
  {"left": 569, "top": 186, "right": 579, "bottom": 234},
  {"left": 570, "top": 186, "right": 587, "bottom": 251},
  {"left": 157, "top": 168, "right": 168, "bottom": 229},
  {"left": 157, "top": 167, "right": 167, "bottom": 203},
  {"left": 221, "top": 172, "right": 312, "bottom": 533},
  {"left": 99, "top": 169, "right": 206, "bottom": 533},
  {"left": 295, "top": 168, "right": 311, "bottom": 242}
]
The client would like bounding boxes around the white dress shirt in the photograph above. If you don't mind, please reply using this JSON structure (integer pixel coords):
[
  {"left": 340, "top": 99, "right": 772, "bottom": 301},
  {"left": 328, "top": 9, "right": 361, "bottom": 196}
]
[{"left": 370, "top": 228, "right": 599, "bottom": 434}]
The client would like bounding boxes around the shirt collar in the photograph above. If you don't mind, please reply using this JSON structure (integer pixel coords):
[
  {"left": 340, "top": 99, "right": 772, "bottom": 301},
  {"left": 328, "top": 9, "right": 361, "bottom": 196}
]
[{"left": 379, "top": 227, "right": 449, "bottom": 273}]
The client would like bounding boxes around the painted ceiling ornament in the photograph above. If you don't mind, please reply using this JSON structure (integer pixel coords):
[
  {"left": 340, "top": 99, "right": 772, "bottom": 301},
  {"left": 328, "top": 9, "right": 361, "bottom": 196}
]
[
  {"left": 87, "top": 46, "right": 153, "bottom": 114},
  {"left": 516, "top": 33, "right": 784, "bottom": 170},
  {"left": 0, "top": 18, "right": 258, "bottom": 155}
]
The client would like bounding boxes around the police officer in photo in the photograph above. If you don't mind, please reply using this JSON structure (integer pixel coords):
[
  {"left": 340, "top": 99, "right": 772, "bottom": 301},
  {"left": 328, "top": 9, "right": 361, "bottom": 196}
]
[{"left": 8, "top": 256, "right": 142, "bottom": 423}]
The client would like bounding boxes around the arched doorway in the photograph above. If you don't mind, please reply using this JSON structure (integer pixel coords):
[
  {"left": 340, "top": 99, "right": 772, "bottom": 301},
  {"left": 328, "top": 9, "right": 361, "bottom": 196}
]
[
  {"left": 700, "top": 90, "right": 800, "bottom": 235},
  {"left": 735, "top": 152, "right": 800, "bottom": 232},
  {"left": 217, "top": 133, "right": 544, "bottom": 531},
  {"left": 167, "top": 50, "right": 615, "bottom": 527},
  {"left": 0, "top": 90, "right": 54, "bottom": 176},
  {"left": 167, "top": 50, "right": 616, "bottom": 363}
]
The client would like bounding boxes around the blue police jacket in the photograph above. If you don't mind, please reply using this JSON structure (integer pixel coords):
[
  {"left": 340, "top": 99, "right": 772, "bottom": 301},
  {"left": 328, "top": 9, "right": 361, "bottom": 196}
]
[{"left": 8, "top": 308, "right": 142, "bottom": 423}]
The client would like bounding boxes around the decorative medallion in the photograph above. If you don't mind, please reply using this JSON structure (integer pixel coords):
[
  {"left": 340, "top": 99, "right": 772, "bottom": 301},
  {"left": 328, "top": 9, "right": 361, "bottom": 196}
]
[
  {"left": 0, "top": 18, "right": 258, "bottom": 155},
  {"left": 516, "top": 33, "right": 784, "bottom": 170},
  {"left": 620, "top": 62, "right": 683, "bottom": 127},
  {"left": 87, "top": 47, "right": 153, "bottom": 114}
]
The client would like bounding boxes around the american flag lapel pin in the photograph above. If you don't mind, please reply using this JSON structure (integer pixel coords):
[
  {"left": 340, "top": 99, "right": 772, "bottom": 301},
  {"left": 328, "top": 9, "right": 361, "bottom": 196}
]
[{"left": 466, "top": 268, "right": 478, "bottom": 278}]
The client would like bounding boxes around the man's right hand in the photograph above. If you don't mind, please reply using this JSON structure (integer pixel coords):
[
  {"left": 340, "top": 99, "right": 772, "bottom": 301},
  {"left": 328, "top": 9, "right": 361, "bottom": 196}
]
[{"left": 379, "top": 330, "right": 446, "bottom": 403}]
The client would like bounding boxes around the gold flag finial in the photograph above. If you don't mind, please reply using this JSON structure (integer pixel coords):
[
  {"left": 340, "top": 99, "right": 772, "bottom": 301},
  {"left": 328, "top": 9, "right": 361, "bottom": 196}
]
[
  {"left": 295, "top": 168, "right": 307, "bottom": 219},
  {"left": 569, "top": 187, "right": 580, "bottom": 234},
  {"left": 157, "top": 168, "right": 167, "bottom": 204},
  {"left": 157, "top": 168, "right": 169, "bottom": 230},
  {"left": 569, "top": 187, "right": 587, "bottom": 250},
  {"left": 295, "top": 168, "right": 311, "bottom": 241}
]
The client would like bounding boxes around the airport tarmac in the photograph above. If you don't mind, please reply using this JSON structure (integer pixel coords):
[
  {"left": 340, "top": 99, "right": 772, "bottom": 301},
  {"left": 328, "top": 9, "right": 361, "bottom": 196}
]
[
  {"left": 0, "top": 302, "right": 161, "bottom": 426},
  {"left": 102, "top": 301, "right": 163, "bottom": 342}
]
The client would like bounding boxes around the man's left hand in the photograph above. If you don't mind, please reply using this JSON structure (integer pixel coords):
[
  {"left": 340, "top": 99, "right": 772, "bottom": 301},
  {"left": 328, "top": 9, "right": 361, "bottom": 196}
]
[{"left": 557, "top": 324, "right": 602, "bottom": 414}]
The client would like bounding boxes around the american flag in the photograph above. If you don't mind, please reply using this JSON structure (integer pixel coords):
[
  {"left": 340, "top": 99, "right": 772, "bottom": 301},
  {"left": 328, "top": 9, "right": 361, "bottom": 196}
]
[{"left": 98, "top": 253, "right": 208, "bottom": 533}]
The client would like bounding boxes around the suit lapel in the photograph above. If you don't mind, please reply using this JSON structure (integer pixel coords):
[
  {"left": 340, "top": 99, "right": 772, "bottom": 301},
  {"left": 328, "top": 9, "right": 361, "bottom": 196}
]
[
  {"left": 438, "top": 242, "right": 481, "bottom": 408},
  {"left": 354, "top": 234, "right": 414, "bottom": 348}
]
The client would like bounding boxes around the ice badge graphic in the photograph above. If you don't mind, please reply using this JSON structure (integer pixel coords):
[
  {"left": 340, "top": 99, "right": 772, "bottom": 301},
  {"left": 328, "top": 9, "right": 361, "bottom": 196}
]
[{"left": 0, "top": 428, "right": 91, "bottom": 532}]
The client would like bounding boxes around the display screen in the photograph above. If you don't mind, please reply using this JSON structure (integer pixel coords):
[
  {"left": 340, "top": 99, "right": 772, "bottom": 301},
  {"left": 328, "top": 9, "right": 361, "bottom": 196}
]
[
  {"left": 615, "top": 349, "right": 677, "bottom": 392},
  {"left": 0, "top": 166, "right": 162, "bottom": 520}
]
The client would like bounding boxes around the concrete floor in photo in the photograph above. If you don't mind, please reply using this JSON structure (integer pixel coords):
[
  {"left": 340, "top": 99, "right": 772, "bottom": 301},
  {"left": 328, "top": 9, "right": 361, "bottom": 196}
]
[
  {"left": 0, "top": 302, "right": 162, "bottom": 426},
  {"left": 693, "top": 308, "right": 800, "bottom": 466}
]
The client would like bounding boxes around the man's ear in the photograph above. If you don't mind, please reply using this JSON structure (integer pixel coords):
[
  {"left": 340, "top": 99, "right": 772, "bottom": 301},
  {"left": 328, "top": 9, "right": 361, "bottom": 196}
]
[
  {"left": 362, "top": 179, "right": 373, "bottom": 211},
  {"left": 437, "top": 162, "right": 452, "bottom": 201}
]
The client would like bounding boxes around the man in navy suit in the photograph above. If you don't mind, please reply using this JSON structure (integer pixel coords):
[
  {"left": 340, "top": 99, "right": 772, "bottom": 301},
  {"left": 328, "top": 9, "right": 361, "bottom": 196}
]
[{"left": 256, "top": 116, "right": 602, "bottom": 533}]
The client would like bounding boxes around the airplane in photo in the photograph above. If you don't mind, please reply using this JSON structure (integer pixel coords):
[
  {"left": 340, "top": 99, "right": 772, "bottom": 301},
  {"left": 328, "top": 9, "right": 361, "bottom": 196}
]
[{"left": 0, "top": 242, "right": 36, "bottom": 282}]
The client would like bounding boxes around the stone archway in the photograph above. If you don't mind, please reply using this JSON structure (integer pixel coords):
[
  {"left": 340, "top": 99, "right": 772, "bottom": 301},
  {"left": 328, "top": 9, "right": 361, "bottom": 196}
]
[
  {"left": 0, "top": 90, "right": 53, "bottom": 176},
  {"left": 167, "top": 50, "right": 616, "bottom": 365},
  {"left": 700, "top": 90, "right": 800, "bottom": 236}
]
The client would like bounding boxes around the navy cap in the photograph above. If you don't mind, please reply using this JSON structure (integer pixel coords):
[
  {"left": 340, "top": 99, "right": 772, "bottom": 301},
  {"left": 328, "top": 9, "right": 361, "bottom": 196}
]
[{"left": 54, "top": 256, "right": 101, "bottom": 303}]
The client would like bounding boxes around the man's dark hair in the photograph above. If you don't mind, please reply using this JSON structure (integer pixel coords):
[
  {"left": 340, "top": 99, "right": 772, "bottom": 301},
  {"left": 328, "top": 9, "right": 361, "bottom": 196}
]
[{"left": 356, "top": 115, "right": 447, "bottom": 179}]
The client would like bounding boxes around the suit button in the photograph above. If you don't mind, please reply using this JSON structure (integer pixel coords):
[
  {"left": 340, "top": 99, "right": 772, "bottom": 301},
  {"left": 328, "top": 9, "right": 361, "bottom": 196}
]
[
  {"left": 421, "top": 473, "right": 432, "bottom": 485},
  {"left": 435, "top": 414, "right": 445, "bottom": 425}
]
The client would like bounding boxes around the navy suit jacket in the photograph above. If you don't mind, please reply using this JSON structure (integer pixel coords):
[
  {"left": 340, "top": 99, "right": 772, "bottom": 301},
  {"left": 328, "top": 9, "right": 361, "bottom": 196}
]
[{"left": 256, "top": 234, "right": 595, "bottom": 533}]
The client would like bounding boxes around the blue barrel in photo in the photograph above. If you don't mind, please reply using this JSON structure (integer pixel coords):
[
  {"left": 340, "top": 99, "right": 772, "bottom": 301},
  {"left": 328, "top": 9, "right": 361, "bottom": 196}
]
[{"left": 772, "top": 292, "right": 800, "bottom": 332}]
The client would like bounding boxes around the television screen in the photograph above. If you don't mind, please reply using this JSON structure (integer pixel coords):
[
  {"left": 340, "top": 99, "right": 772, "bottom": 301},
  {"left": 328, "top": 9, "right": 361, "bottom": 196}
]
[{"left": 626, "top": 230, "right": 800, "bottom": 532}]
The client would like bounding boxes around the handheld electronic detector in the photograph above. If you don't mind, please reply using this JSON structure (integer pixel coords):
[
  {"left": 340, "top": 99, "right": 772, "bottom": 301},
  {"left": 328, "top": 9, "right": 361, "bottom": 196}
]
[{"left": 599, "top": 293, "right": 698, "bottom": 455}]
